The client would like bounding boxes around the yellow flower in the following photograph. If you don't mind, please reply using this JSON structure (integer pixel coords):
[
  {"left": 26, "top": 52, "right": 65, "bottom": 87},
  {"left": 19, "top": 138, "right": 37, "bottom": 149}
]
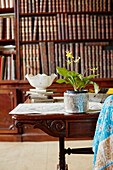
[
  {"left": 73, "top": 57, "right": 80, "bottom": 63},
  {"left": 90, "top": 68, "right": 98, "bottom": 71},
  {"left": 67, "top": 60, "right": 72, "bottom": 64},
  {"left": 66, "top": 51, "right": 74, "bottom": 59}
]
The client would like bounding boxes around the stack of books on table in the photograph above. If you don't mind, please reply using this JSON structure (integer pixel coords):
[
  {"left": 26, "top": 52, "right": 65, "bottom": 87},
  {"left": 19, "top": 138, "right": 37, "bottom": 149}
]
[{"left": 26, "top": 89, "right": 64, "bottom": 103}]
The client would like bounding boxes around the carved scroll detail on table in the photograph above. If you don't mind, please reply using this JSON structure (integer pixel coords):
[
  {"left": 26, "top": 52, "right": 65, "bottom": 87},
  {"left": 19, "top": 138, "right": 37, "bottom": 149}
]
[{"left": 15, "top": 119, "right": 66, "bottom": 137}]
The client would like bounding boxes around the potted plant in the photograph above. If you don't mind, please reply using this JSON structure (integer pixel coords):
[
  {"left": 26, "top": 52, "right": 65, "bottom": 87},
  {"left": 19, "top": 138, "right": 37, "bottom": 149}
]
[{"left": 56, "top": 51, "right": 99, "bottom": 113}]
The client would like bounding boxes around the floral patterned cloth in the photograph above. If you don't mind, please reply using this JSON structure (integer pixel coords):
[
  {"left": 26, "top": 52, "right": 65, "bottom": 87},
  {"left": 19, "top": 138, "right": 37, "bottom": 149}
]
[{"left": 92, "top": 95, "right": 113, "bottom": 170}]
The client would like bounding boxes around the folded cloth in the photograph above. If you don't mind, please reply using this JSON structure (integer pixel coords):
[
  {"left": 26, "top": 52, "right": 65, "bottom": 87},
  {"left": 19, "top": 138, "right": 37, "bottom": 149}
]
[{"left": 92, "top": 95, "right": 113, "bottom": 170}]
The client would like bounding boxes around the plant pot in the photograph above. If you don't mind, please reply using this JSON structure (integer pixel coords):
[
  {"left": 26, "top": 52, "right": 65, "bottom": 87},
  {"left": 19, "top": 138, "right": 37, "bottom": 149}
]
[{"left": 64, "top": 91, "right": 89, "bottom": 113}]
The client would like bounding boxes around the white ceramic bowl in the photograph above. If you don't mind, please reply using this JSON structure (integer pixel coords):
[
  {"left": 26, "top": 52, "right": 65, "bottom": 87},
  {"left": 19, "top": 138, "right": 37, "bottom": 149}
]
[{"left": 25, "top": 73, "right": 57, "bottom": 90}]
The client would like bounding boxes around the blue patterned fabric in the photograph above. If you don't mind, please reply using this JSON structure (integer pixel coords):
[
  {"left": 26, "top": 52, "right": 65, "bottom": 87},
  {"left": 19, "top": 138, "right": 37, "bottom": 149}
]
[{"left": 92, "top": 95, "right": 113, "bottom": 170}]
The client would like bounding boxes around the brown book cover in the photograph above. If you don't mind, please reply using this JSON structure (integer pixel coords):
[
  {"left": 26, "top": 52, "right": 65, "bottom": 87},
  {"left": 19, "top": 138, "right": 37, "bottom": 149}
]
[
  {"left": 21, "top": 17, "right": 25, "bottom": 41},
  {"left": 32, "top": 0, "right": 35, "bottom": 13},
  {"left": 52, "top": 0, "right": 55, "bottom": 12},
  {"left": 46, "top": 16, "right": 50, "bottom": 40},
  {"left": 42, "top": 16, "right": 46, "bottom": 40},
  {"left": 40, "top": 0, "right": 43, "bottom": 12},
  {"left": 56, "top": 0, "right": 59, "bottom": 12},
  {"left": 110, "top": 50, "right": 113, "bottom": 78},
  {"left": 103, "top": 0, "right": 106, "bottom": 11},
  {"left": 74, "top": 0, "right": 77, "bottom": 11},
  {"left": 81, "top": 14, "right": 86, "bottom": 39},
  {"left": 29, "top": 44, "right": 33, "bottom": 74},
  {"left": 109, "top": 16, "right": 113, "bottom": 39},
  {"left": 92, "top": 46, "right": 96, "bottom": 74},
  {"left": 85, "top": 42, "right": 109, "bottom": 46},
  {"left": 3, "top": 18, "right": 7, "bottom": 39},
  {"left": 100, "top": 0, "right": 103, "bottom": 11},
  {"left": 20, "top": 0, "right": 24, "bottom": 13},
  {"left": 78, "top": 0, "right": 82, "bottom": 11},
  {"left": 108, "top": 0, "right": 111, "bottom": 11},
  {"left": 57, "top": 14, "right": 61, "bottom": 40},
  {"left": 35, "top": 44, "right": 40, "bottom": 74},
  {"left": 38, "top": 17, "right": 42, "bottom": 40},
  {"left": 80, "top": 43, "right": 85, "bottom": 74},
  {"left": 88, "top": 46, "right": 92, "bottom": 75},
  {"left": 39, "top": 42, "right": 49, "bottom": 75},
  {"left": 64, "top": 13, "right": 68, "bottom": 40},
  {"left": 77, "top": 14, "right": 81, "bottom": 39},
  {"left": 85, "top": 0, "right": 89, "bottom": 11},
  {"left": 62, "top": 44, "right": 66, "bottom": 68},
  {"left": 28, "top": 17, "right": 32, "bottom": 41},
  {"left": 50, "top": 16, "right": 54, "bottom": 40},
  {"left": 55, "top": 43, "right": 59, "bottom": 76},
  {"left": 11, "top": 16, "right": 15, "bottom": 39},
  {"left": 25, "top": 44, "right": 30, "bottom": 75},
  {"left": 62, "top": 0, "right": 66, "bottom": 12},
  {"left": 95, "top": 45, "right": 99, "bottom": 78},
  {"left": 94, "top": 15, "right": 97, "bottom": 39},
  {"left": 0, "top": 18, "right": 3, "bottom": 40},
  {"left": 103, "top": 50, "right": 107, "bottom": 78},
  {"left": 22, "top": 45, "right": 26, "bottom": 79},
  {"left": 69, "top": 43, "right": 74, "bottom": 71},
  {"left": 48, "top": 42, "right": 55, "bottom": 75},
  {"left": 70, "top": 0, "right": 74, "bottom": 12},
  {"left": 72, "top": 15, "right": 77, "bottom": 39},
  {"left": 24, "top": 0, "right": 28, "bottom": 13},
  {"left": 96, "top": 0, "right": 99, "bottom": 11},
  {"left": 43, "top": 0, "right": 47, "bottom": 12},
  {"left": 92, "top": 0, "right": 96, "bottom": 11},
  {"left": 101, "top": 16, "right": 105, "bottom": 39},
  {"left": 68, "top": 15, "right": 73, "bottom": 40},
  {"left": 82, "top": 0, "right": 85, "bottom": 11},
  {"left": 25, "top": 17, "right": 28, "bottom": 41},
  {"left": 86, "top": 14, "right": 90, "bottom": 39},
  {"left": 53, "top": 16, "right": 58, "bottom": 40},
  {"left": 28, "top": 0, "right": 31, "bottom": 13},
  {"left": 99, "top": 45, "right": 103, "bottom": 78},
  {"left": 107, "top": 50, "right": 110, "bottom": 78},
  {"left": 32, "top": 44, "right": 37, "bottom": 75},
  {"left": 58, "top": 43, "right": 62, "bottom": 78},
  {"left": 105, "top": 16, "right": 109, "bottom": 39},
  {"left": 6, "top": 17, "right": 10, "bottom": 39},
  {"left": 75, "top": 43, "right": 80, "bottom": 73},
  {"left": 66, "top": 0, "right": 70, "bottom": 12},
  {"left": 89, "top": 0, "right": 92, "bottom": 11},
  {"left": 35, "top": 0, "right": 39, "bottom": 13},
  {"left": 97, "top": 16, "right": 101, "bottom": 39},
  {"left": 90, "top": 15, "right": 94, "bottom": 39},
  {"left": 61, "top": 14, "right": 65, "bottom": 40},
  {"left": 59, "top": 0, "right": 63, "bottom": 12},
  {"left": 84, "top": 45, "right": 89, "bottom": 76}
]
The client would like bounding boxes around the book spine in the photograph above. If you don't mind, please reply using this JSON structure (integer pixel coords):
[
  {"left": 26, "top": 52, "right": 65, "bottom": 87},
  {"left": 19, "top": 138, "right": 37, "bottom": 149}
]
[
  {"left": 61, "top": 14, "right": 65, "bottom": 40},
  {"left": 43, "top": 0, "right": 47, "bottom": 12},
  {"left": 74, "top": 0, "right": 77, "bottom": 12},
  {"left": 110, "top": 50, "right": 113, "bottom": 78},
  {"left": 95, "top": 45, "right": 99, "bottom": 77},
  {"left": 101, "top": 16, "right": 105, "bottom": 39},
  {"left": 103, "top": 50, "right": 107, "bottom": 78},
  {"left": 99, "top": 46, "right": 102, "bottom": 78},
  {"left": 72, "top": 14, "right": 76, "bottom": 39},
  {"left": 105, "top": 16, "right": 109, "bottom": 39},
  {"left": 97, "top": 16, "right": 101, "bottom": 39},
  {"left": 53, "top": 16, "right": 58, "bottom": 40},
  {"left": 81, "top": 14, "right": 86, "bottom": 39},
  {"left": 55, "top": 43, "right": 59, "bottom": 76},
  {"left": 107, "top": 50, "right": 110, "bottom": 78},
  {"left": 69, "top": 43, "right": 74, "bottom": 71},
  {"left": 64, "top": 13, "right": 68, "bottom": 40},
  {"left": 11, "top": 54, "right": 16, "bottom": 80},
  {"left": 35, "top": 0, "right": 39, "bottom": 13},
  {"left": 29, "top": 17, "right": 32, "bottom": 41},
  {"left": 77, "top": 14, "right": 81, "bottom": 39},
  {"left": 86, "top": 14, "right": 90, "bottom": 39},
  {"left": 109, "top": 16, "right": 113, "bottom": 39},
  {"left": 57, "top": 14, "right": 61, "bottom": 40},
  {"left": 50, "top": 16, "right": 54, "bottom": 40},
  {"left": 46, "top": 16, "right": 50, "bottom": 40},
  {"left": 11, "top": 16, "right": 15, "bottom": 39},
  {"left": 22, "top": 45, "right": 26, "bottom": 79},
  {"left": 36, "top": 44, "right": 40, "bottom": 74},
  {"left": 33, "top": 44, "right": 37, "bottom": 75},
  {"left": 90, "top": 15, "right": 94, "bottom": 39},
  {"left": 48, "top": 42, "right": 55, "bottom": 74},
  {"left": 62, "top": 44, "right": 66, "bottom": 68},
  {"left": 39, "top": 42, "right": 49, "bottom": 75},
  {"left": 42, "top": 16, "right": 46, "bottom": 40},
  {"left": 93, "top": 15, "right": 97, "bottom": 39},
  {"left": 80, "top": 43, "right": 85, "bottom": 74},
  {"left": 38, "top": 17, "right": 42, "bottom": 41},
  {"left": 84, "top": 45, "right": 88, "bottom": 76},
  {"left": 75, "top": 43, "right": 80, "bottom": 73}
]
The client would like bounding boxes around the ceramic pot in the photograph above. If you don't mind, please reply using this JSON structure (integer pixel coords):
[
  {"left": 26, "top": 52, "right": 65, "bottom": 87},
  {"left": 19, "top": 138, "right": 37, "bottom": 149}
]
[{"left": 64, "top": 90, "right": 89, "bottom": 113}]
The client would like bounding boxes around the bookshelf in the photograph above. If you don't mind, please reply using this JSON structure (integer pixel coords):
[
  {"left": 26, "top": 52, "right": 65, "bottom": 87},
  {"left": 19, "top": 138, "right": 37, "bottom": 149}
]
[
  {"left": 1, "top": 0, "right": 113, "bottom": 141},
  {"left": 15, "top": 0, "right": 113, "bottom": 84}
]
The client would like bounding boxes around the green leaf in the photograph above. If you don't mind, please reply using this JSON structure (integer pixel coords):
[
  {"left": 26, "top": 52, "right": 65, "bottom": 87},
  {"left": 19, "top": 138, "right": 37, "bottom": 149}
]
[
  {"left": 88, "top": 81, "right": 99, "bottom": 94},
  {"left": 57, "top": 67, "right": 69, "bottom": 78},
  {"left": 56, "top": 79, "right": 70, "bottom": 84},
  {"left": 83, "top": 75, "right": 99, "bottom": 81}
]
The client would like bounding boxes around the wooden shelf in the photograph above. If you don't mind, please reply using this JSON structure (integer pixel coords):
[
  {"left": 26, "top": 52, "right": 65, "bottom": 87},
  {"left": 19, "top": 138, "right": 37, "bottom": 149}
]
[
  {"left": 20, "top": 11, "right": 113, "bottom": 17},
  {"left": 0, "top": 39, "right": 15, "bottom": 45},
  {"left": 0, "top": 8, "right": 14, "bottom": 14},
  {"left": 20, "top": 39, "right": 113, "bottom": 44}
]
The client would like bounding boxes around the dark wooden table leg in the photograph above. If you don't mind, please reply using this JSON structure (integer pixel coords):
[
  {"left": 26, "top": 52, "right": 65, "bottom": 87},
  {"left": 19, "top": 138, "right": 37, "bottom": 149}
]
[{"left": 59, "top": 137, "right": 65, "bottom": 170}]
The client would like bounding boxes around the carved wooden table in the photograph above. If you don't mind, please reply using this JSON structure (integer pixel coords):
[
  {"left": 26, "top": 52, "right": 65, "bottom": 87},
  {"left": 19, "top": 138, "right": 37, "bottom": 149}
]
[{"left": 12, "top": 110, "right": 99, "bottom": 170}]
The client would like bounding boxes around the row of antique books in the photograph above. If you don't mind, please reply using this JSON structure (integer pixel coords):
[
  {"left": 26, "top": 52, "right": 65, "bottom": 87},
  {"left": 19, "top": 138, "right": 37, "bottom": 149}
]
[
  {"left": 20, "top": 14, "right": 113, "bottom": 42},
  {"left": 0, "top": 0, "right": 14, "bottom": 8},
  {"left": 0, "top": 54, "right": 16, "bottom": 80},
  {"left": 21, "top": 42, "right": 113, "bottom": 80},
  {"left": 0, "top": 16, "right": 15, "bottom": 40},
  {"left": 20, "top": 0, "right": 111, "bottom": 13}
]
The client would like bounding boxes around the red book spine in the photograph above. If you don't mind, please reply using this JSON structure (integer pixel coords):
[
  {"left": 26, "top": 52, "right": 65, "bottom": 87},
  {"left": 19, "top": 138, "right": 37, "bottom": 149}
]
[
  {"left": 72, "top": 14, "right": 77, "bottom": 39},
  {"left": 110, "top": 50, "right": 113, "bottom": 78},
  {"left": 48, "top": 42, "right": 55, "bottom": 74}
]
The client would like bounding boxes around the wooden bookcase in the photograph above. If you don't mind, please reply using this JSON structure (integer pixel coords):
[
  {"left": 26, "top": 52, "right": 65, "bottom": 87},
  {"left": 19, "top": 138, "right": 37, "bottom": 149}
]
[{"left": 0, "top": 0, "right": 113, "bottom": 141}]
